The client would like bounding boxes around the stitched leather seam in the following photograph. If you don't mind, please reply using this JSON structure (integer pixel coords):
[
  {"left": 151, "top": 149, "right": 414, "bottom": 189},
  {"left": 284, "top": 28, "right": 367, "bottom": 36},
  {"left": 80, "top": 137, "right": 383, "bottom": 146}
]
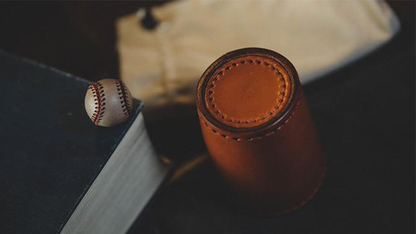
[
  {"left": 207, "top": 59, "right": 289, "bottom": 125},
  {"left": 89, "top": 82, "right": 106, "bottom": 125},
  {"left": 200, "top": 100, "right": 300, "bottom": 142},
  {"left": 116, "top": 80, "right": 131, "bottom": 117}
]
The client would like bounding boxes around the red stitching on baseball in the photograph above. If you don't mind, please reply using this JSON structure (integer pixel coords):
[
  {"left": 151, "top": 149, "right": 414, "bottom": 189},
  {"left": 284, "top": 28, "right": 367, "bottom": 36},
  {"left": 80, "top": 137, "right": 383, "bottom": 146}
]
[
  {"left": 116, "top": 80, "right": 131, "bottom": 117},
  {"left": 90, "top": 82, "right": 105, "bottom": 125}
]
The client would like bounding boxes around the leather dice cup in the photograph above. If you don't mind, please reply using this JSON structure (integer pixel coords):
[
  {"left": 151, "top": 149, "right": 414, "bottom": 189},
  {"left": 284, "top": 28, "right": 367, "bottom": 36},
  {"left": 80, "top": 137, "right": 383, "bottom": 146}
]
[{"left": 196, "top": 48, "right": 326, "bottom": 215}]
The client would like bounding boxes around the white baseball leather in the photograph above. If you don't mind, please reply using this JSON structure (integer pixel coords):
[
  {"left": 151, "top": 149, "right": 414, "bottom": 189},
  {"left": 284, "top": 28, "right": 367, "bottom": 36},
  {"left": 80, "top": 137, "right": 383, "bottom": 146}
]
[{"left": 85, "top": 79, "right": 133, "bottom": 127}]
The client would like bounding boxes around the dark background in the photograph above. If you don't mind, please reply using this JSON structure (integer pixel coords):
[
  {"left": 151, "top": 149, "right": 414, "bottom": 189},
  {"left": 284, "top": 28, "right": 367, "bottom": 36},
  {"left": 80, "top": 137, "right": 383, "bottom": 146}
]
[
  {"left": 0, "top": 1, "right": 414, "bottom": 234},
  {"left": 0, "top": 1, "right": 166, "bottom": 82}
]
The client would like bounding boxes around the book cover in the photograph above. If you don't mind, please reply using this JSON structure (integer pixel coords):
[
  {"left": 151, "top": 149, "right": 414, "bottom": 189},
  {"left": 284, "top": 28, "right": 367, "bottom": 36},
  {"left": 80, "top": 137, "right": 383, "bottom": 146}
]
[{"left": 0, "top": 50, "right": 169, "bottom": 234}]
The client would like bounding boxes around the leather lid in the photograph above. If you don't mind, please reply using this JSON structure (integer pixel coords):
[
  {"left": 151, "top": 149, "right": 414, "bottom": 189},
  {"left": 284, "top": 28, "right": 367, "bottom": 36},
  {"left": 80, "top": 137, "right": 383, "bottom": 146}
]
[
  {"left": 204, "top": 55, "right": 292, "bottom": 128},
  {"left": 197, "top": 48, "right": 300, "bottom": 136}
]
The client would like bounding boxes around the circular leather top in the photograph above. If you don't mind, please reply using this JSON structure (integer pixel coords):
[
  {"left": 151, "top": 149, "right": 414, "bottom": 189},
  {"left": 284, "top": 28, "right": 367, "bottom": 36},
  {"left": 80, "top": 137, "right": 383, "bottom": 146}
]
[{"left": 204, "top": 55, "right": 292, "bottom": 128}]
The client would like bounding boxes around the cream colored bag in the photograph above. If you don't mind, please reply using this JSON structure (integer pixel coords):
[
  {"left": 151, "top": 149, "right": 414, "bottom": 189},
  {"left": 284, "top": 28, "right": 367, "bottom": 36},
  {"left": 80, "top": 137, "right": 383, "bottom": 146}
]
[{"left": 117, "top": 0, "right": 399, "bottom": 108}]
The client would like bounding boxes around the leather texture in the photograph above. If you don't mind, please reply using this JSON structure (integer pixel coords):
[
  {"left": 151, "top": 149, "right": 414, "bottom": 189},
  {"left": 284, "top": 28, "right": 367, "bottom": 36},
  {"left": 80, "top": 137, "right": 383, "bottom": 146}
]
[
  {"left": 196, "top": 48, "right": 326, "bottom": 215},
  {"left": 204, "top": 55, "right": 292, "bottom": 128}
]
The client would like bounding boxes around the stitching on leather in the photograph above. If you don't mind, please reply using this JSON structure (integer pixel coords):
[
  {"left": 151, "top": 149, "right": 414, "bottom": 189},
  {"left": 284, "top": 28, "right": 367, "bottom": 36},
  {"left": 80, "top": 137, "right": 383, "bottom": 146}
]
[
  {"left": 199, "top": 100, "right": 301, "bottom": 142},
  {"left": 207, "top": 59, "right": 289, "bottom": 125},
  {"left": 89, "top": 82, "right": 106, "bottom": 125},
  {"left": 115, "top": 80, "right": 131, "bottom": 117}
]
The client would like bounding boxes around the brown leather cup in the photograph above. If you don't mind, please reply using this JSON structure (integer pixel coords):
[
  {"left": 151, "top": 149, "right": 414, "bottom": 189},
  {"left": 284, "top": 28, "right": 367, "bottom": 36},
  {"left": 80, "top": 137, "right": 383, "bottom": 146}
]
[{"left": 196, "top": 48, "right": 326, "bottom": 215}]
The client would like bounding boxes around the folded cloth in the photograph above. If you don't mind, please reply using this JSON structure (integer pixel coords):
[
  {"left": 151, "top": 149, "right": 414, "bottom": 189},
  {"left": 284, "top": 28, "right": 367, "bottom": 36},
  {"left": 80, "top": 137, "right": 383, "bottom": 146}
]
[{"left": 117, "top": 0, "right": 400, "bottom": 108}]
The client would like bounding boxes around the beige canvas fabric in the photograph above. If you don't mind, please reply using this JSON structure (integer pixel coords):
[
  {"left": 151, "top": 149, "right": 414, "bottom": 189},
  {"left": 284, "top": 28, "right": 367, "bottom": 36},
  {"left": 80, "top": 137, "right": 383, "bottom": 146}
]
[{"left": 117, "top": 0, "right": 399, "bottom": 107}]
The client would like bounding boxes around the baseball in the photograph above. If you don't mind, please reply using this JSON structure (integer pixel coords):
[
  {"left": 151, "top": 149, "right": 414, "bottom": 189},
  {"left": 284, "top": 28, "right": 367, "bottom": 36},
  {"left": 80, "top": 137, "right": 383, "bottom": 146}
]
[{"left": 85, "top": 79, "right": 133, "bottom": 127}]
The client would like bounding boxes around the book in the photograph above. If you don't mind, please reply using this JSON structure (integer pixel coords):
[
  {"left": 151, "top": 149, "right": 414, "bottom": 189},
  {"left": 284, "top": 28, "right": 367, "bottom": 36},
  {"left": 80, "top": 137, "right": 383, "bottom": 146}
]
[{"left": 0, "top": 50, "right": 171, "bottom": 234}]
